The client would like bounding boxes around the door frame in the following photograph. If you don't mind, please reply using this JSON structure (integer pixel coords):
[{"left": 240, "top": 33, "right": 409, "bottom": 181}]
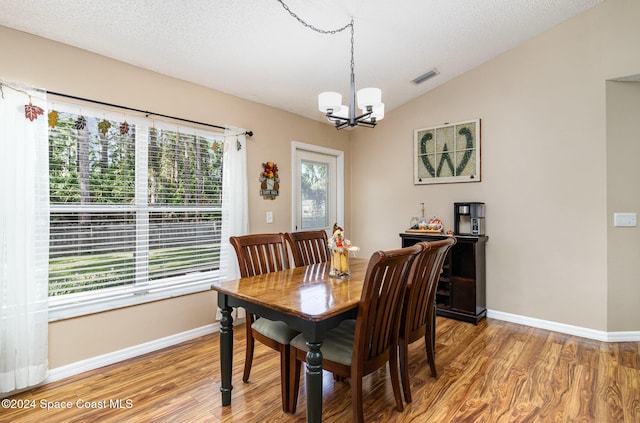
[{"left": 291, "top": 141, "right": 344, "bottom": 232}]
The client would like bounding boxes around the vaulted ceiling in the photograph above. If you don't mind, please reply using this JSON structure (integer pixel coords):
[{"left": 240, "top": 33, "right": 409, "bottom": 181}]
[{"left": 0, "top": 0, "right": 602, "bottom": 123}]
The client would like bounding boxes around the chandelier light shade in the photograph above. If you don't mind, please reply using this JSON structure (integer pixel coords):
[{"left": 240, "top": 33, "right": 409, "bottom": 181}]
[
  {"left": 356, "top": 87, "right": 382, "bottom": 110},
  {"left": 334, "top": 105, "right": 350, "bottom": 119},
  {"left": 318, "top": 91, "right": 342, "bottom": 113},
  {"left": 366, "top": 103, "right": 384, "bottom": 121}
]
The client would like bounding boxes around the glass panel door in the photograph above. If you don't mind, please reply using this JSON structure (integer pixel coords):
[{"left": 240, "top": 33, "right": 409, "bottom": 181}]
[
  {"left": 300, "top": 159, "right": 330, "bottom": 230},
  {"left": 292, "top": 144, "right": 343, "bottom": 235}
]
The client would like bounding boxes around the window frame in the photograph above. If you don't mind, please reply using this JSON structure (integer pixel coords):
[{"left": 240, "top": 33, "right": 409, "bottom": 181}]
[
  {"left": 291, "top": 142, "right": 344, "bottom": 234},
  {"left": 47, "top": 102, "right": 224, "bottom": 321}
]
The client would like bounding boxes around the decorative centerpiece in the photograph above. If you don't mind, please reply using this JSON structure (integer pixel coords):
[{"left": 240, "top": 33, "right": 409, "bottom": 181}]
[
  {"left": 406, "top": 216, "right": 445, "bottom": 234},
  {"left": 259, "top": 161, "right": 279, "bottom": 200},
  {"left": 425, "top": 216, "right": 444, "bottom": 233},
  {"left": 328, "top": 223, "right": 358, "bottom": 278}
]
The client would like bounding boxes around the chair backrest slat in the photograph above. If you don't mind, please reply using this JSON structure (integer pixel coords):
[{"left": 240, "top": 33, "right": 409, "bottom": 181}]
[
  {"left": 285, "top": 230, "right": 330, "bottom": 267},
  {"left": 230, "top": 233, "right": 290, "bottom": 277}
]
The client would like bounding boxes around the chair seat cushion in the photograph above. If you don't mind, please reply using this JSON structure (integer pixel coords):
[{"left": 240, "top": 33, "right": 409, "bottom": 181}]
[
  {"left": 290, "top": 319, "right": 356, "bottom": 366},
  {"left": 252, "top": 317, "right": 299, "bottom": 344}
]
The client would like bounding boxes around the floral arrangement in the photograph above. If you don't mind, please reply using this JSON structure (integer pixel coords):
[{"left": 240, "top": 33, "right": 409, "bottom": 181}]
[{"left": 262, "top": 162, "right": 278, "bottom": 179}]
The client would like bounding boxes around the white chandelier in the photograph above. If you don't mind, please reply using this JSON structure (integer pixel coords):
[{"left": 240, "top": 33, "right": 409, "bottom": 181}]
[
  {"left": 317, "top": 20, "right": 384, "bottom": 129},
  {"left": 277, "top": 1, "right": 383, "bottom": 129}
]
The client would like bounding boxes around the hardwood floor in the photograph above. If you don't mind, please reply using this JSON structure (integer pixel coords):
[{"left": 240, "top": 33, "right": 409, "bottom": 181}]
[{"left": 3, "top": 317, "right": 639, "bottom": 422}]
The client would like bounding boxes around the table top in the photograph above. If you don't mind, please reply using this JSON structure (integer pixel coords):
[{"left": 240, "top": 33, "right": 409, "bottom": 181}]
[{"left": 211, "top": 258, "right": 368, "bottom": 322}]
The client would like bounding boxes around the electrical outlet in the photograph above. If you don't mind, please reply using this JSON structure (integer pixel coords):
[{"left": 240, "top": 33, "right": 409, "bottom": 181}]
[
  {"left": 613, "top": 212, "right": 637, "bottom": 227},
  {"left": 266, "top": 211, "right": 273, "bottom": 224}
]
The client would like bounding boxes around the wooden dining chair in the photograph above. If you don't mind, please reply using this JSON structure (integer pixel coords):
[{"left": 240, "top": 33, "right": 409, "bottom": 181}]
[
  {"left": 229, "top": 233, "right": 299, "bottom": 412},
  {"left": 284, "top": 230, "right": 330, "bottom": 267},
  {"left": 288, "top": 244, "right": 423, "bottom": 423},
  {"left": 399, "top": 237, "right": 456, "bottom": 403}
]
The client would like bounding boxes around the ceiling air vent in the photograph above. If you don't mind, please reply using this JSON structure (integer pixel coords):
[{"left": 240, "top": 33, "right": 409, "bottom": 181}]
[{"left": 412, "top": 68, "right": 439, "bottom": 85}]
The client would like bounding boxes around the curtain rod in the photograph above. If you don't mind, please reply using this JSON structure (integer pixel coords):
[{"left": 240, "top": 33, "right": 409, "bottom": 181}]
[{"left": 47, "top": 91, "right": 253, "bottom": 137}]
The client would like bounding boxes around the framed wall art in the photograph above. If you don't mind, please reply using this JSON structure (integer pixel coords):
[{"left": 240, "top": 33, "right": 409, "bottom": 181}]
[{"left": 414, "top": 119, "right": 480, "bottom": 185}]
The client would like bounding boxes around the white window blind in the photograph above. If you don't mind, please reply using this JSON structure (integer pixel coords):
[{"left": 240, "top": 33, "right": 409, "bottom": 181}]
[{"left": 48, "top": 103, "right": 224, "bottom": 320}]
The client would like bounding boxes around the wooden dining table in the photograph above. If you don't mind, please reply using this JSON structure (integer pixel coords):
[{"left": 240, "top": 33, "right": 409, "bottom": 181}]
[{"left": 211, "top": 257, "right": 369, "bottom": 423}]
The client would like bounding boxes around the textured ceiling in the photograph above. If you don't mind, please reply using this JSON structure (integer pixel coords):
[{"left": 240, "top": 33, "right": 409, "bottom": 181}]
[{"left": 0, "top": 0, "right": 602, "bottom": 124}]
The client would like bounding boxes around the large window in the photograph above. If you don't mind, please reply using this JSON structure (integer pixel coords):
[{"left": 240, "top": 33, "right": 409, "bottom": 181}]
[{"left": 48, "top": 103, "right": 224, "bottom": 320}]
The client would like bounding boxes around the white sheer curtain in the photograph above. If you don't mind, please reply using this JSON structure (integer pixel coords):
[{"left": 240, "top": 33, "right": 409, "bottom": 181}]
[
  {"left": 219, "top": 128, "right": 248, "bottom": 283},
  {"left": 0, "top": 81, "right": 50, "bottom": 393}
]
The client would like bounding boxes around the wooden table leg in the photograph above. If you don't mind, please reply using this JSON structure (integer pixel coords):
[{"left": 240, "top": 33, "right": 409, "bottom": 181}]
[
  {"left": 305, "top": 341, "right": 323, "bottom": 423},
  {"left": 219, "top": 303, "right": 234, "bottom": 406}
]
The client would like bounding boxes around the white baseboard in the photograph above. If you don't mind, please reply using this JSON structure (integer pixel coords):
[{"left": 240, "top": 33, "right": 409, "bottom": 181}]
[
  {"left": 606, "top": 330, "right": 640, "bottom": 342},
  {"left": 487, "top": 309, "right": 640, "bottom": 342},
  {"left": 46, "top": 323, "right": 219, "bottom": 384},
  {"left": 44, "top": 315, "right": 247, "bottom": 386}
]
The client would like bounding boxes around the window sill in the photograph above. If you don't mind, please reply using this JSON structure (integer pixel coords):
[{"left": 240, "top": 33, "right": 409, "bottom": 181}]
[{"left": 48, "top": 281, "right": 215, "bottom": 322}]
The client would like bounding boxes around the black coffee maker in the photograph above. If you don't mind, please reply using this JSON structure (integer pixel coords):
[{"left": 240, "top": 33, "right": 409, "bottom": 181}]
[{"left": 454, "top": 202, "right": 485, "bottom": 235}]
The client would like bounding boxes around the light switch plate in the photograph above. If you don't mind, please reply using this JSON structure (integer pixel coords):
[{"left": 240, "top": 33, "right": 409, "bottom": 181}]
[
  {"left": 266, "top": 211, "right": 273, "bottom": 224},
  {"left": 613, "top": 212, "right": 637, "bottom": 227}
]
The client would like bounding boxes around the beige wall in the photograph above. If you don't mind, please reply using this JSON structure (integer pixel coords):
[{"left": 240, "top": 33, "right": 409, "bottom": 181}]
[
  {"left": 606, "top": 80, "right": 640, "bottom": 332},
  {"left": 47, "top": 292, "right": 217, "bottom": 368},
  {"left": 350, "top": 0, "right": 640, "bottom": 332},
  {"left": 0, "top": 26, "right": 349, "bottom": 368},
  {"left": 1, "top": 0, "right": 638, "bottom": 370}
]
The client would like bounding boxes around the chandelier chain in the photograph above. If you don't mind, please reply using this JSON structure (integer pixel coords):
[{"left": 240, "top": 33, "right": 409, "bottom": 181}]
[
  {"left": 276, "top": 0, "right": 353, "bottom": 34},
  {"left": 350, "top": 20, "right": 355, "bottom": 75},
  {"left": 276, "top": 1, "right": 356, "bottom": 76},
  {"left": 277, "top": 0, "right": 378, "bottom": 129}
]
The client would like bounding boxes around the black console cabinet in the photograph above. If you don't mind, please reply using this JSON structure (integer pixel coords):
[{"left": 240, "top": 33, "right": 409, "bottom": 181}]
[{"left": 400, "top": 233, "right": 487, "bottom": 324}]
